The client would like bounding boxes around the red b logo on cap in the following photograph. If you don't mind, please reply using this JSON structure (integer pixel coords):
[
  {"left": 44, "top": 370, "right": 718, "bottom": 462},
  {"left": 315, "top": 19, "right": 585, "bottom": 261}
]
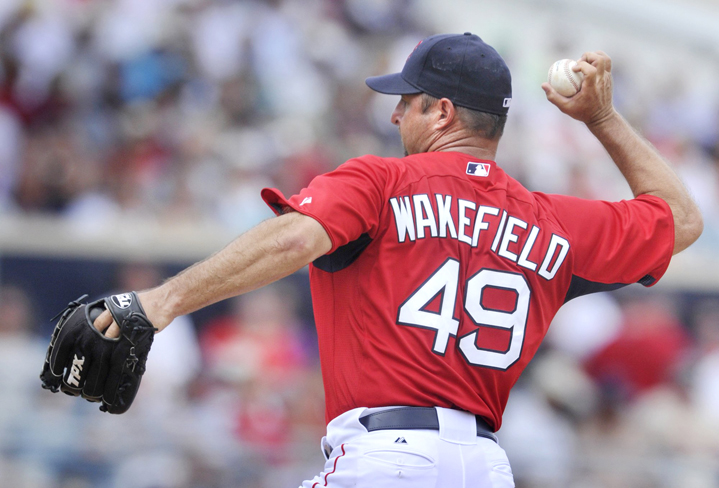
[{"left": 407, "top": 40, "right": 423, "bottom": 61}]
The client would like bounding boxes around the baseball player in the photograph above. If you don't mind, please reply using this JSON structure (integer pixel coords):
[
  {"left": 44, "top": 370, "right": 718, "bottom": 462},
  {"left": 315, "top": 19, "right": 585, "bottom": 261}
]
[{"left": 92, "top": 33, "right": 702, "bottom": 486}]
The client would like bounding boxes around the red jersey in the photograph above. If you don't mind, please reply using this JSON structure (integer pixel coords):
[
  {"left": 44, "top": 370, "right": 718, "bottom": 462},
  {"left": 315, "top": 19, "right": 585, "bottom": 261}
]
[{"left": 261, "top": 151, "right": 674, "bottom": 429}]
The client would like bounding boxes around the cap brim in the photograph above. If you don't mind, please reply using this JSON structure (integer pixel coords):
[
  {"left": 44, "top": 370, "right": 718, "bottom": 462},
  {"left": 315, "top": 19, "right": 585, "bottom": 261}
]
[{"left": 365, "top": 73, "right": 422, "bottom": 95}]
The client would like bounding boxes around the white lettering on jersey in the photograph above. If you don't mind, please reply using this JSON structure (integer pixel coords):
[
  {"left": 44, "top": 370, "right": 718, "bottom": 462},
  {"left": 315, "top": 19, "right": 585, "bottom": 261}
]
[
  {"left": 491, "top": 210, "right": 508, "bottom": 253},
  {"left": 538, "top": 234, "right": 570, "bottom": 280},
  {"left": 390, "top": 196, "right": 416, "bottom": 243},
  {"left": 436, "top": 194, "right": 457, "bottom": 239},
  {"left": 472, "top": 206, "right": 500, "bottom": 247},
  {"left": 389, "top": 193, "right": 570, "bottom": 280},
  {"left": 518, "top": 226, "right": 540, "bottom": 271},
  {"left": 67, "top": 354, "right": 85, "bottom": 387},
  {"left": 498, "top": 216, "right": 528, "bottom": 262},
  {"left": 300, "top": 197, "right": 313, "bottom": 206},
  {"left": 457, "top": 199, "right": 476, "bottom": 246},
  {"left": 413, "top": 194, "right": 438, "bottom": 239}
]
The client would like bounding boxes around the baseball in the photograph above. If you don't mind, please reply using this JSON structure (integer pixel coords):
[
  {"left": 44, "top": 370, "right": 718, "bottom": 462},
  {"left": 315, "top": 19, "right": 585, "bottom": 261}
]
[{"left": 548, "top": 59, "right": 584, "bottom": 97}]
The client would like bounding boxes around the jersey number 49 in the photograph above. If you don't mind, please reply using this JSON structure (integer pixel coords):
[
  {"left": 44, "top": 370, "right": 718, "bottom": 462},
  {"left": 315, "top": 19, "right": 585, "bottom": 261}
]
[{"left": 397, "top": 258, "right": 530, "bottom": 370}]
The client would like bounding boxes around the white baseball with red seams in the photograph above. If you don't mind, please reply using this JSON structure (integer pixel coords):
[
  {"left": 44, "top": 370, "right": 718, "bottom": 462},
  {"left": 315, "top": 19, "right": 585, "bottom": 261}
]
[{"left": 548, "top": 59, "right": 584, "bottom": 97}]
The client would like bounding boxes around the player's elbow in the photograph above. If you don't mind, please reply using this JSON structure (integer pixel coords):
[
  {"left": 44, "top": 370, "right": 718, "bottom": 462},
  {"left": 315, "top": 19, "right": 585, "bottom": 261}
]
[
  {"left": 684, "top": 206, "right": 704, "bottom": 246},
  {"left": 277, "top": 231, "right": 317, "bottom": 262},
  {"left": 672, "top": 202, "right": 703, "bottom": 255},
  {"left": 275, "top": 212, "right": 332, "bottom": 263}
]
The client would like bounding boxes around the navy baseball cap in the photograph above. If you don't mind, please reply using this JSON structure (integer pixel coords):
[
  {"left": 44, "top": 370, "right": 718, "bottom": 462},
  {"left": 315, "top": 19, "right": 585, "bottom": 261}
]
[{"left": 366, "top": 33, "right": 512, "bottom": 116}]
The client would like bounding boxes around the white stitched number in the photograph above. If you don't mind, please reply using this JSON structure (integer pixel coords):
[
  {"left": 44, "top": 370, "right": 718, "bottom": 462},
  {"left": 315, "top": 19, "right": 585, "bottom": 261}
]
[
  {"left": 398, "top": 262, "right": 530, "bottom": 370},
  {"left": 459, "top": 270, "right": 530, "bottom": 369},
  {"left": 397, "top": 259, "right": 460, "bottom": 355}
]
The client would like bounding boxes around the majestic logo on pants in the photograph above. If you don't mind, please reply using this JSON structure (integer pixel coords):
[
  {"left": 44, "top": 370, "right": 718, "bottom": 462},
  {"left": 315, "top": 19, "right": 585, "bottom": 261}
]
[
  {"left": 111, "top": 294, "right": 133, "bottom": 309},
  {"left": 67, "top": 354, "right": 85, "bottom": 387}
]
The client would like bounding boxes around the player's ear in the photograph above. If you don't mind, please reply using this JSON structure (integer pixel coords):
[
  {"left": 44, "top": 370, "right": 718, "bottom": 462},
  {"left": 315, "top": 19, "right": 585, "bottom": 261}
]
[{"left": 434, "top": 98, "right": 457, "bottom": 130}]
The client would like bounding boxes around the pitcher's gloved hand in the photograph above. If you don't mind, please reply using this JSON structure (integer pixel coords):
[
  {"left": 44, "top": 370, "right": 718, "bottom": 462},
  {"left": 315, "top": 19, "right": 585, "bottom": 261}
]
[{"left": 40, "top": 292, "right": 156, "bottom": 414}]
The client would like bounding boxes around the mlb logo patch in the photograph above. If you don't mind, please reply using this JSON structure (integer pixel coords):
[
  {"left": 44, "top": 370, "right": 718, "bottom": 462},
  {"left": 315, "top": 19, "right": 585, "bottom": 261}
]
[{"left": 466, "top": 162, "right": 490, "bottom": 177}]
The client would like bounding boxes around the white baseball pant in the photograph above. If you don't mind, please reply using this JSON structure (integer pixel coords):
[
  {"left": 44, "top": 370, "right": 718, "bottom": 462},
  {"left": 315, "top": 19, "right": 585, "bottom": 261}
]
[{"left": 299, "top": 406, "right": 515, "bottom": 488}]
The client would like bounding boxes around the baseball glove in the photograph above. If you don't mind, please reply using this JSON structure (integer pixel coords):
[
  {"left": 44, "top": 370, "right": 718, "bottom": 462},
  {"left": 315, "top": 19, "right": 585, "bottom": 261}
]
[{"left": 40, "top": 292, "right": 156, "bottom": 414}]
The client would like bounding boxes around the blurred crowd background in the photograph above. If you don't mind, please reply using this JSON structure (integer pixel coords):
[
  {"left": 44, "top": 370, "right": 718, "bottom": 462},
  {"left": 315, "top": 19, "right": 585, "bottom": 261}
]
[{"left": 1, "top": 0, "right": 718, "bottom": 487}]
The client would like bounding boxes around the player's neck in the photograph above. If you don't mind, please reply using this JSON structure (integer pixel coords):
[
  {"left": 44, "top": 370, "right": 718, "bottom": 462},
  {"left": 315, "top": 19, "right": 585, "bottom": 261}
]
[{"left": 430, "top": 136, "right": 499, "bottom": 162}]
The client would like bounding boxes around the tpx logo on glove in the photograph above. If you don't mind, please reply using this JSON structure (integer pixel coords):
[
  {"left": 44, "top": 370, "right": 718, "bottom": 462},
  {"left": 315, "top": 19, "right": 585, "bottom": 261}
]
[
  {"left": 111, "top": 294, "right": 133, "bottom": 309},
  {"left": 68, "top": 354, "right": 85, "bottom": 387}
]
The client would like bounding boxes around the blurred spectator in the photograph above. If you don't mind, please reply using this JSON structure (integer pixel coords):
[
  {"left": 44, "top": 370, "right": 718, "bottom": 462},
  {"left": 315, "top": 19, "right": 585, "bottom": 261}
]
[
  {"left": 546, "top": 292, "right": 624, "bottom": 361},
  {"left": 584, "top": 296, "right": 693, "bottom": 401},
  {"left": 500, "top": 381, "right": 580, "bottom": 487},
  {"left": 0, "top": 285, "right": 56, "bottom": 488},
  {"left": 0, "top": 104, "right": 23, "bottom": 212},
  {"left": 689, "top": 299, "right": 719, "bottom": 426},
  {"left": 201, "top": 283, "right": 309, "bottom": 386},
  {"left": 200, "top": 282, "right": 315, "bottom": 460},
  {"left": 0, "top": 285, "right": 44, "bottom": 433}
]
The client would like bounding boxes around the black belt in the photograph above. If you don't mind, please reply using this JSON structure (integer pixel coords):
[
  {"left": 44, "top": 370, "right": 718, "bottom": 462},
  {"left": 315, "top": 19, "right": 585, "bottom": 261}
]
[{"left": 359, "top": 407, "right": 497, "bottom": 443}]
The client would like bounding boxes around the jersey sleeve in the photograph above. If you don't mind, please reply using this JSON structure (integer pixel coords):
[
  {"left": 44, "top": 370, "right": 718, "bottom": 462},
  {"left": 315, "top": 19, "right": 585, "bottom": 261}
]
[
  {"left": 261, "top": 156, "right": 389, "bottom": 253},
  {"left": 540, "top": 193, "right": 675, "bottom": 292}
]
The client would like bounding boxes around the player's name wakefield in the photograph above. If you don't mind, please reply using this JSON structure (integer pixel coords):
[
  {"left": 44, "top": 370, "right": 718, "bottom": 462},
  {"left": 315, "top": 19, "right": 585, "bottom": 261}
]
[{"left": 389, "top": 194, "right": 569, "bottom": 281}]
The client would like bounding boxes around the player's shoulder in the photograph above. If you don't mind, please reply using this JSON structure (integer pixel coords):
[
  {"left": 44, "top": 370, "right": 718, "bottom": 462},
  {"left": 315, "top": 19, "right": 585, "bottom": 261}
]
[
  {"left": 502, "top": 183, "right": 580, "bottom": 235},
  {"left": 343, "top": 151, "right": 462, "bottom": 172},
  {"left": 337, "top": 154, "right": 410, "bottom": 185},
  {"left": 340, "top": 154, "right": 402, "bottom": 172},
  {"left": 346, "top": 153, "right": 400, "bottom": 164},
  {"left": 521, "top": 190, "right": 575, "bottom": 221},
  {"left": 526, "top": 191, "right": 624, "bottom": 239},
  {"left": 500, "top": 170, "right": 541, "bottom": 207}
]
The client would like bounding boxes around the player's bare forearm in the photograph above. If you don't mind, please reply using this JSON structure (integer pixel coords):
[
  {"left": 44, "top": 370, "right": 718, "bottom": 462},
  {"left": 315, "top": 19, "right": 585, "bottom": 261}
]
[
  {"left": 586, "top": 111, "right": 703, "bottom": 254},
  {"left": 152, "top": 211, "right": 331, "bottom": 326},
  {"left": 543, "top": 50, "right": 703, "bottom": 255},
  {"left": 96, "top": 212, "right": 332, "bottom": 337}
]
